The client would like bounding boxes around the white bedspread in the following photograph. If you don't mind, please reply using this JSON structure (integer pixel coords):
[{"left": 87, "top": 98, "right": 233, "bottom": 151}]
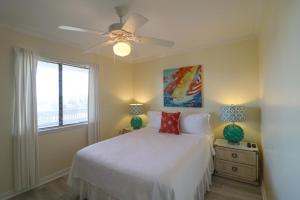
[{"left": 68, "top": 127, "right": 214, "bottom": 200}]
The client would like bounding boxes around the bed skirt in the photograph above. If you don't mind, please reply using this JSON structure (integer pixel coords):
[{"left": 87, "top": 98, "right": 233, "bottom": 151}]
[{"left": 68, "top": 158, "right": 214, "bottom": 200}]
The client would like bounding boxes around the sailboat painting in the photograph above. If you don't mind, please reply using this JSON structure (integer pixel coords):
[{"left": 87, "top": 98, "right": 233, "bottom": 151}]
[{"left": 163, "top": 65, "right": 203, "bottom": 107}]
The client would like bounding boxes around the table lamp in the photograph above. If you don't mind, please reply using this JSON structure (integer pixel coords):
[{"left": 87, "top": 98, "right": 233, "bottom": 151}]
[
  {"left": 220, "top": 105, "right": 246, "bottom": 144},
  {"left": 128, "top": 103, "right": 144, "bottom": 129}
]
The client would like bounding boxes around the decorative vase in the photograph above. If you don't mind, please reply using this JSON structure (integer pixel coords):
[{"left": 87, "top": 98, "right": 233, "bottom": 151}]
[
  {"left": 223, "top": 124, "right": 244, "bottom": 144},
  {"left": 131, "top": 116, "right": 142, "bottom": 129}
]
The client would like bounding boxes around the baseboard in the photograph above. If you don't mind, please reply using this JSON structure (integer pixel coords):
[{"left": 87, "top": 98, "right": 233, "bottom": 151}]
[
  {"left": 0, "top": 191, "right": 14, "bottom": 200},
  {"left": 261, "top": 180, "right": 268, "bottom": 200},
  {"left": 38, "top": 167, "right": 70, "bottom": 187},
  {"left": 0, "top": 167, "right": 70, "bottom": 200},
  {"left": 0, "top": 187, "right": 28, "bottom": 200}
]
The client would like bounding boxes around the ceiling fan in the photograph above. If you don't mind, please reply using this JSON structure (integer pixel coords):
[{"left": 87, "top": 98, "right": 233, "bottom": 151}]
[{"left": 58, "top": 5, "right": 175, "bottom": 57}]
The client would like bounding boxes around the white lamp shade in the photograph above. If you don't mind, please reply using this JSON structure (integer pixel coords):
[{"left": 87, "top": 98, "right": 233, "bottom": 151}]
[
  {"left": 113, "top": 42, "right": 131, "bottom": 57},
  {"left": 220, "top": 105, "right": 246, "bottom": 122},
  {"left": 128, "top": 104, "right": 144, "bottom": 115}
]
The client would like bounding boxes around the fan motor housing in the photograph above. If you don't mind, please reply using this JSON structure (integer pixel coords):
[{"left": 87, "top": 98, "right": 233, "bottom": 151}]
[{"left": 109, "top": 23, "right": 123, "bottom": 32}]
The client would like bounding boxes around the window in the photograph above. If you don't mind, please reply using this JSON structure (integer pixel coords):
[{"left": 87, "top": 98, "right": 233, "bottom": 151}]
[{"left": 36, "top": 60, "right": 89, "bottom": 129}]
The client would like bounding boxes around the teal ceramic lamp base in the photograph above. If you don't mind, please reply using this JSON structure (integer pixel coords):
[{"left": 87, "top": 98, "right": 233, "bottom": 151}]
[
  {"left": 223, "top": 123, "right": 244, "bottom": 144},
  {"left": 131, "top": 116, "right": 142, "bottom": 129}
]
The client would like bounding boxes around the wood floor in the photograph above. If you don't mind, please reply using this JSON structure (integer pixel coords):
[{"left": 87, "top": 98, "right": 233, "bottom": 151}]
[{"left": 10, "top": 175, "right": 262, "bottom": 200}]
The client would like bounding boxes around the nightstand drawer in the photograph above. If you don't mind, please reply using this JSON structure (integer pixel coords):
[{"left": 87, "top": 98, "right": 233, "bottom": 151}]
[
  {"left": 215, "top": 159, "right": 257, "bottom": 181},
  {"left": 215, "top": 146, "right": 257, "bottom": 165}
]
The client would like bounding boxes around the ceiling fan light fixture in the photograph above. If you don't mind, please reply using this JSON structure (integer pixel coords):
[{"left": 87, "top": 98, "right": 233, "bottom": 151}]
[{"left": 113, "top": 42, "right": 131, "bottom": 57}]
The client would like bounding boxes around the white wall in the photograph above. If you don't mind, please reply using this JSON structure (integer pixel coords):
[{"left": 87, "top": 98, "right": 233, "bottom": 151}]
[
  {"left": 0, "top": 27, "right": 133, "bottom": 194},
  {"left": 259, "top": 1, "right": 300, "bottom": 199},
  {"left": 133, "top": 38, "right": 261, "bottom": 145}
]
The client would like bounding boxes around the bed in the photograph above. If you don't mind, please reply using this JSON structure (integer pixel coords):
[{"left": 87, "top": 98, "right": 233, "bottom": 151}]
[{"left": 68, "top": 125, "right": 215, "bottom": 200}]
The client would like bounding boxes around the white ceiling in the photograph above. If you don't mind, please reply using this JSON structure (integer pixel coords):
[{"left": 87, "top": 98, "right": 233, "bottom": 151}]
[{"left": 0, "top": 0, "right": 263, "bottom": 63}]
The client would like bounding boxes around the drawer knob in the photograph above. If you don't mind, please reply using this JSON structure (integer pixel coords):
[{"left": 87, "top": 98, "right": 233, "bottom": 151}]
[
  {"left": 232, "top": 166, "right": 238, "bottom": 172},
  {"left": 231, "top": 153, "right": 238, "bottom": 158}
]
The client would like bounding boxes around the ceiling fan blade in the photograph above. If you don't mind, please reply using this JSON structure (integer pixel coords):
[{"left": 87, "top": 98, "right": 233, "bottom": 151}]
[
  {"left": 136, "top": 36, "right": 175, "bottom": 48},
  {"left": 129, "top": 43, "right": 140, "bottom": 58},
  {"left": 122, "top": 13, "right": 148, "bottom": 33},
  {"left": 58, "top": 25, "right": 107, "bottom": 36},
  {"left": 84, "top": 40, "right": 116, "bottom": 54}
]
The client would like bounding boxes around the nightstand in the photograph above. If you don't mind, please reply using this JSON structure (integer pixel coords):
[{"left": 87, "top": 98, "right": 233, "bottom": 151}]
[
  {"left": 214, "top": 139, "right": 259, "bottom": 185},
  {"left": 119, "top": 127, "right": 134, "bottom": 135}
]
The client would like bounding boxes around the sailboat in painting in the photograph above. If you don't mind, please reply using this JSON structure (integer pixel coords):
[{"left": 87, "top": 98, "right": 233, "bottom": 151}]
[{"left": 163, "top": 65, "right": 202, "bottom": 107}]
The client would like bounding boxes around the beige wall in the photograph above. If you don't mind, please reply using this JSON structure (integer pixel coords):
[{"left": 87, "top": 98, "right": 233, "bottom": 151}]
[
  {"left": 2, "top": 2, "right": 300, "bottom": 198},
  {"left": 133, "top": 38, "right": 260, "bottom": 145},
  {"left": 0, "top": 27, "right": 133, "bottom": 194},
  {"left": 259, "top": 1, "right": 300, "bottom": 199},
  {"left": 38, "top": 126, "right": 87, "bottom": 178},
  {"left": 0, "top": 24, "right": 263, "bottom": 197}
]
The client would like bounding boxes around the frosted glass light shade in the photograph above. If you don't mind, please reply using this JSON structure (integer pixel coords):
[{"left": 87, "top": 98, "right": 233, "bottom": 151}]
[
  {"left": 220, "top": 105, "right": 246, "bottom": 122},
  {"left": 128, "top": 104, "right": 143, "bottom": 115},
  {"left": 113, "top": 42, "right": 131, "bottom": 57}
]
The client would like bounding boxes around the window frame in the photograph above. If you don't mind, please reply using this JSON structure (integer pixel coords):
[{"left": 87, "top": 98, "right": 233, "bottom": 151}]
[{"left": 37, "top": 58, "right": 89, "bottom": 132}]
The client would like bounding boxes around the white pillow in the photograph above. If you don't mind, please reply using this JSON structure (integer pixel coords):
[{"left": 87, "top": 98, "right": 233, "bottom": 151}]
[
  {"left": 147, "top": 111, "right": 162, "bottom": 129},
  {"left": 180, "top": 112, "right": 212, "bottom": 135}
]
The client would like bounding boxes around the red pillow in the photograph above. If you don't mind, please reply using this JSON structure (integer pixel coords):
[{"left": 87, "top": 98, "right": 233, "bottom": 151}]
[{"left": 159, "top": 112, "right": 181, "bottom": 135}]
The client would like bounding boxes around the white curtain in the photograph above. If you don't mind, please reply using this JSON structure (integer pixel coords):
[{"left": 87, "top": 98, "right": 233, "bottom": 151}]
[
  {"left": 12, "top": 48, "right": 39, "bottom": 191},
  {"left": 87, "top": 64, "right": 100, "bottom": 144}
]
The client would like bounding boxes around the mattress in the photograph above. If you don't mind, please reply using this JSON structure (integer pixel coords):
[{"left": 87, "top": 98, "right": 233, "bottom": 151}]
[{"left": 68, "top": 127, "right": 214, "bottom": 200}]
